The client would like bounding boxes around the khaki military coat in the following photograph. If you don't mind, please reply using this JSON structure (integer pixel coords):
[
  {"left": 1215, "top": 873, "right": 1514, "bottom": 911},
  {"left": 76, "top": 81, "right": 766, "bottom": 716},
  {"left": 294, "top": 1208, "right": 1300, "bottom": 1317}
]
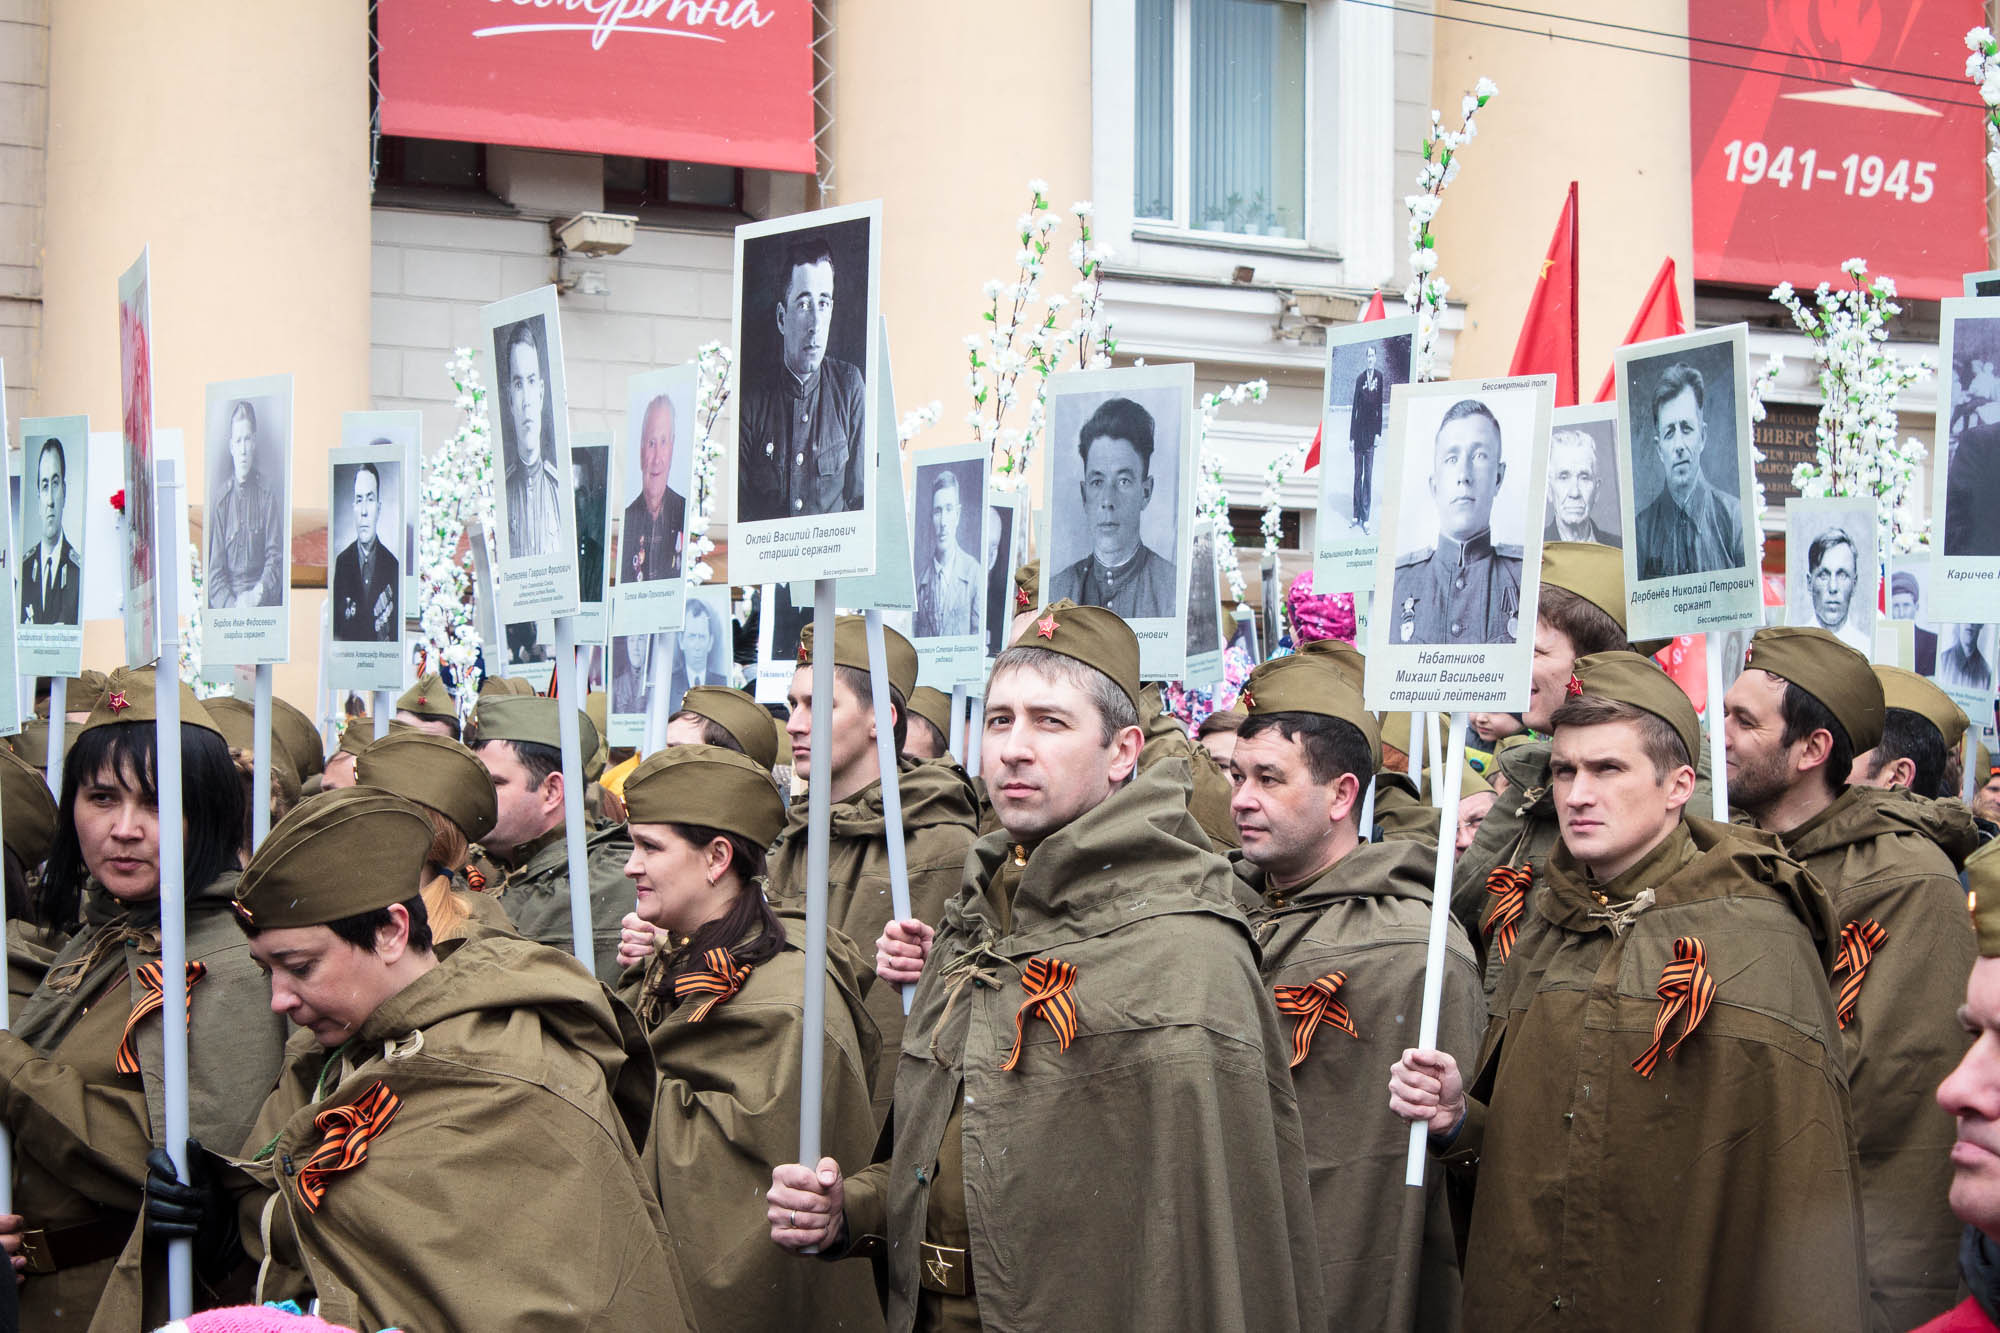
[
  {"left": 1447, "top": 818, "right": 1868, "bottom": 1331},
  {"left": 1783, "top": 785, "right": 1981, "bottom": 1331},
  {"left": 627, "top": 914, "right": 884, "bottom": 1333},
  {"left": 235, "top": 933, "right": 693, "bottom": 1333},
  {"left": 1237, "top": 838, "right": 1480, "bottom": 1333},
  {"left": 488, "top": 821, "right": 633, "bottom": 985},
  {"left": 843, "top": 760, "right": 1324, "bottom": 1332}
]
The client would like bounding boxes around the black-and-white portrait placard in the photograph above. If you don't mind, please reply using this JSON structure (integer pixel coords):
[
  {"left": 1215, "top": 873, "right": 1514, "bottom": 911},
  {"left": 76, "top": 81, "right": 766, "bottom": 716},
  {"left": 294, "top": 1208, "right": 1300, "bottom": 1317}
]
[
  {"left": 1932, "top": 620, "right": 1998, "bottom": 745},
  {"left": 118, "top": 250, "right": 156, "bottom": 667},
  {"left": 1889, "top": 554, "right": 1941, "bottom": 677},
  {"left": 482, "top": 285, "right": 582, "bottom": 621},
  {"left": 611, "top": 584, "right": 732, "bottom": 745},
  {"left": 614, "top": 364, "right": 695, "bottom": 636},
  {"left": 984, "top": 488, "right": 1023, "bottom": 660},
  {"left": 754, "top": 580, "right": 814, "bottom": 704},
  {"left": 1184, "top": 520, "right": 1226, "bottom": 688},
  {"left": 1614, "top": 323, "right": 1760, "bottom": 642},
  {"left": 328, "top": 420, "right": 411, "bottom": 690},
  {"left": 1315, "top": 314, "right": 1416, "bottom": 592},
  {"left": 202, "top": 373, "right": 293, "bottom": 666},
  {"left": 1039, "top": 363, "right": 1196, "bottom": 680},
  {"left": 910, "top": 442, "right": 989, "bottom": 686},
  {"left": 1545, "top": 403, "right": 1622, "bottom": 548},
  {"left": 1364, "top": 375, "right": 1552, "bottom": 712},
  {"left": 731, "top": 200, "right": 882, "bottom": 585},
  {"left": 1930, "top": 299, "right": 2000, "bottom": 620},
  {"left": 1782, "top": 497, "right": 1876, "bottom": 657},
  {"left": 832, "top": 316, "right": 915, "bottom": 615},
  {"left": 17, "top": 413, "right": 88, "bottom": 675},
  {"left": 570, "top": 429, "right": 612, "bottom": 647}
]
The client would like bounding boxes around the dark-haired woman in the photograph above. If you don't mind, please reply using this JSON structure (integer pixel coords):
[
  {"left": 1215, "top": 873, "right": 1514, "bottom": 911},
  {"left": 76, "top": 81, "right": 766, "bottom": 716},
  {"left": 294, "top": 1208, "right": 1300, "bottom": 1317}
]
[
  {"left": 0, "top": 667, "right": 288, "bottom": 1330},
  {"left": 620, "top": 744, "right": 883, "bottom": 1333}
]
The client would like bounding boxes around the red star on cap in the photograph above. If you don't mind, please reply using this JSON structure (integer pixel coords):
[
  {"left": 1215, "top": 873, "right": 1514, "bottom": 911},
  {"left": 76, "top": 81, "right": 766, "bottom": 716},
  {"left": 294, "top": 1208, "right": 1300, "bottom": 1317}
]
[
  {"left": 1565, "top": 675, "right": 1583, "bottom": 698},
  {"left": 1036, "top": 612, "right": 1058, "bottom": 640},
  {"left": 107, "top": 690, "right": 130, "bottom": 713},
  {"left": 1240, "top": 688, "right": 1256, "bottom": 710},
  {"left": 1015, "top": 584, "right": 1031, "bottom": 609}
]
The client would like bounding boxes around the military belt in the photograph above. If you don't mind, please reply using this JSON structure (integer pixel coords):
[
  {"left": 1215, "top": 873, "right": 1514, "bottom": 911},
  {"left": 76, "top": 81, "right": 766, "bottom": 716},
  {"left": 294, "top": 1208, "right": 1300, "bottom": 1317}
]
[
  {"left": 18, "top": 1210, "right": 136, "bottom": 1274},
  {"left": 919, "top": 1240, "right": 972, "bottom": 1296}
]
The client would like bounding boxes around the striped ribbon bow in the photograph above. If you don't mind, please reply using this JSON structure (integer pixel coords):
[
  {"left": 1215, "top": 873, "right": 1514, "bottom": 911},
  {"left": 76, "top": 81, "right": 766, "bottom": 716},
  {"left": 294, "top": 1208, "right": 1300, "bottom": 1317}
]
[
  {"left": 1831, "top": 918, "right": 1887, "bottom": 1031},
  {"left": 1633, "top": 936, "right": 1717, "bottom": 1079},
  {"left": 1273, "top": 971, "right": 1359, "bottom": 1068},
  {"left": 116, "top": 960, "right": 208, "bottom": 1075},
  {"left": 1002, "top": 957, "right": 1079, "bottom": 1071},
  {"left": 300, "top": 1081, "right": 401, "bottom": 1213},
  {"left": 1482, "top": 864, "right": 1533, "bottom": 966},
  {"left": 673, "top": 948, "right": 753, "bottom": 1022}
]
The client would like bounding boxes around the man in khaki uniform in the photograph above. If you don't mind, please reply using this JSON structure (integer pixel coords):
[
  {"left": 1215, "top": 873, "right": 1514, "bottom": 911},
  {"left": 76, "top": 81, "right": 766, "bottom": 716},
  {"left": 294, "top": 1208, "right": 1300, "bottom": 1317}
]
[
  {"left": 1296, "top": 639, "right": 1440, "bottom": 847},
  {"left": 767, "top": 616, "right": 979, "bottom": 1124},
  {"left": 666, "top": 684, "right": 782, "bottom": 771},
  {"left": 1724, "top": 626, "right": 1977, "bottom": 1329},
  {"left": 773, "top": 602, "right": 1323, "bottom": 1331},
  {"left": 1229, "top": 652, "right": 1478, "bottom": 1331},
  {"left": 1929, "top": 841, "right": 2000, "bottom": 1330},
  {"left": 223, "top": 788, "right": 692, "bottom": 1331},
  {"left": 1392, "top": 651, "right": 1868, "bottom": 1330},
  {"left": 1850, "top": 665, "right": 1967, "bottom": 802},
  {"left": 393, "top": 672, "right": 461, "bottom": 739},
  {"left": 472, "top": 694, "right": 631, "bottom": 983},
  {"left": 902, "top": 685, "right": 955, "bottom": 762}
]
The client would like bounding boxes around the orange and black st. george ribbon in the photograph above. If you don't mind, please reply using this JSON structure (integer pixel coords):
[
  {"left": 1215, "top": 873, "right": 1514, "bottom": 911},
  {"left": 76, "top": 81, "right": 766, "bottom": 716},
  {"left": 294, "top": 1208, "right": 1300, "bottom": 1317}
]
[
  {"left": 1482, "top": 864, "right": 1533, "bottom": 966},
  {"left": 299, "top": 1081, "right": 401, "bottom": 1213},
  {"left": 1002, "top": 957, "right": 1079, "bottom": 1071},
  {"left": 673, "top": 947, "right": 753, "bottom": 1022},
  {"left": 116, "top": 960, "right": 208, "bottom": 1075},
  {"left": 1273, "top": 971, "right": 1359, "bottom": 1068},
  {"left": 1633, "top": 936, "right": 1716, "bottom": 1079},
  {"left": 1831, "top": 918, "right": 1887, "bottom": 1031}
]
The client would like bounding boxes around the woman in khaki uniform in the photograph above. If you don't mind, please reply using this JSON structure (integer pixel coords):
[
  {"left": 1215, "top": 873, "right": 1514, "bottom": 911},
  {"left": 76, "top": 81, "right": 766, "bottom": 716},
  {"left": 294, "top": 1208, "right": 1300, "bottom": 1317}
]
[
  {"left": 620, "top": 744, "right": 883, "bottom": 1333},
  {"left": 0, "top": 666, "right": 288, "bottom": 1330},
  {"left": 352, "top": 729, "right": 514, "bottom": 940}
]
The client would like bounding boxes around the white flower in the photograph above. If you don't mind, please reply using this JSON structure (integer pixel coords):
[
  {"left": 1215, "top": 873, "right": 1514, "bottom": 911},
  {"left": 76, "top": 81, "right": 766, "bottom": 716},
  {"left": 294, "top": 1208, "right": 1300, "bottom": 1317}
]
[
  {"left": 1474, "top": 77, "right": 1498, "bottom": 100},
  {"left": 1970, "top": 27, "right": 1995, "bottom": 52},
  {"left": 1072, "top": 200, "right": 1094, "bottom": 219},
  {"left": 1027, "top": 178, "right": 1050, "bottom": 195}
]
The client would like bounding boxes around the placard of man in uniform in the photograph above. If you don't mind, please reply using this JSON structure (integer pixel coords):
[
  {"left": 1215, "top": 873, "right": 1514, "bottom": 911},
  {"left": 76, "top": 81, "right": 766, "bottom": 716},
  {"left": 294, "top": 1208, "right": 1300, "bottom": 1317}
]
[
  {"left": 1802, "top": 525, "right": 1870, "bottom": 655},
  {"left": 498, "top": 319, "right": 562, "bottom": 559},
  {"left": 737, "top": 236, "right": 866, "bottom": 522},
  {"left": 985, "top": 501, "right": 1014, "bottom": 658},
  {"left": 1392, "top": 399, "right": 1521, "bottom": 646},
  {"left": 669, "top": 596, "right": 726, "bottom": 702},
  {"left": 573, "top": 445, "right": 606, "bottom": 604},
  {"left": 1890, "top": 568, "right": 1939, "bottom": 676},
  {"left": 1946, "top": 352, "right": 2000, "bottom": 557},
  {"left": 1349, "top": 345, "right": 1386, "bottom": 526},
  {"left": 613, "top": 631, "right": 663, "bottom": 716},
  {"left": 915, "top": 467, "right": 980, "bottom": 638},
  {"left": 1942, "top": 623, "right": 1995, "bottom": 692},
  {"left": 21, "top": 436, "right": 80, "bottom": 625},
  {"left": 1049, "top": 396, "right": 1176, "bottom": 619},
  {"left": 331, "top": 458, "right": 399, "bottom": 642},
  {"left": 622, "top": 394, "right": 686, "bottom": 585},
  {"left": 1634, "top": 362, "right": 1744, "bottom": 579},
  {"left": 206, "top": 399, "right": 283, "bottom": 609},
  {"left": 1544, "top": 426, "right": 1616, "bottom": 546}
]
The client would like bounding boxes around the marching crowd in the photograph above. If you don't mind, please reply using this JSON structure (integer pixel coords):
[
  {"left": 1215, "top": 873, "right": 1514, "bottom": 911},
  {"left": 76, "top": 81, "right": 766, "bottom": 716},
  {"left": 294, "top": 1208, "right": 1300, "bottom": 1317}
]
[{"left": 0, "top": 544, "right": 1995, "bottom": 1331}]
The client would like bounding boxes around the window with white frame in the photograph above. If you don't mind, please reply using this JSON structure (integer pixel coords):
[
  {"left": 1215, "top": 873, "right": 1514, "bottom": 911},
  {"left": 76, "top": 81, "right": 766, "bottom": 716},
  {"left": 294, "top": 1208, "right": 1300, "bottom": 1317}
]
[{"left": 1134, "top": 0, "right": 1308, "bottom": 240}]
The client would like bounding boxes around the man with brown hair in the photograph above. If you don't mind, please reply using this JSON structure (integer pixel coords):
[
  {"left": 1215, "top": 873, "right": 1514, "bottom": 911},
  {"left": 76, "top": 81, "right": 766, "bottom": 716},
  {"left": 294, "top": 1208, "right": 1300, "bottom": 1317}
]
[
  {"left": 1724, "top": 626, "right": 1978, "bottom": 1328},
  {"left": 1391, "top": 651, "right": 1867, "bottom": 1330}
]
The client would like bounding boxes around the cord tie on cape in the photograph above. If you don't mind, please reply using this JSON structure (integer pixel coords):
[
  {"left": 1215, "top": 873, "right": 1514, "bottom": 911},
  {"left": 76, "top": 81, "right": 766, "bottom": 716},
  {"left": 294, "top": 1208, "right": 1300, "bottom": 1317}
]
[
  {"left": 1831, "top": 918, "right": 1887, "bottom": 1031},
  {"left": 116, "top": 960, "right": 207, "bottom": 1075},
  {"left": 1633, "top": 936, "right": 1716, "bottom": 1079},
  {"left": 1273, "top": 971, "right": 1359, "bottom": 1067}
]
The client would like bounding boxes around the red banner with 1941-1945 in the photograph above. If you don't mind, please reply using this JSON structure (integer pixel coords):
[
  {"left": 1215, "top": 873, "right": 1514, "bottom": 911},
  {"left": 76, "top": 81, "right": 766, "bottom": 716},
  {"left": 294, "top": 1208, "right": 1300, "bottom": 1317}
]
[{"left": 1689, "top": 0, "right": 1988, "bottom": 300}]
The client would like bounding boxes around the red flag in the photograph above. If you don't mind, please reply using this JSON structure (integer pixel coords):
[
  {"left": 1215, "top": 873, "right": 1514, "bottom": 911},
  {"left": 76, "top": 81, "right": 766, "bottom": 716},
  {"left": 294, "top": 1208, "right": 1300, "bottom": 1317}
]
[
  {"left": 1304, "top": 293, "right": 1388, "bottom": 471},
  {"left": 1507, "top": 182, "right": 1580, "bottom": 406},
  {"left": 1594, "top": 258, "right": 1687, "bottom": 402}
]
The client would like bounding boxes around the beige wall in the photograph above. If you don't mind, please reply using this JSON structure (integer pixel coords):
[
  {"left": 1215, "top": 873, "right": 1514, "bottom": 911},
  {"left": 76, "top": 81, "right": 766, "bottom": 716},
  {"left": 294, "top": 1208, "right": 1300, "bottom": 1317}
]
[
  {"left": 0, "top": 0, "right": 48, "bottom": 427},
  {"left": 830, "top": 0, "right": 1093, "bottom": 479},
  {"left": 1428, "top": 0, "right": 1694, "bottom": 387},
  {"left": 39, "top": 0, "right": 372, "bottom": 708}
]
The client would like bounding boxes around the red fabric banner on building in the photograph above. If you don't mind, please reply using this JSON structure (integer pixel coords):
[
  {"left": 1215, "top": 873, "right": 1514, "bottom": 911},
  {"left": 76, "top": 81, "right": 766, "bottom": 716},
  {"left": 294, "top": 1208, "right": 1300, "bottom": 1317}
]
[
  {"left": 1688, "top": 0, "right": 1987, "bottom": 300},
  {"left": 377, "top": 0, "right": 815, "bottom": 172}
]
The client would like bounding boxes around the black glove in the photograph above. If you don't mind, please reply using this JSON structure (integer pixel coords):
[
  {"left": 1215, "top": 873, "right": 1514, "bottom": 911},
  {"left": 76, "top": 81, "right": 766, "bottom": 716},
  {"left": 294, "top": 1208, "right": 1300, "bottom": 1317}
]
[{"left": 144, "top": 1140, "right": 242, "bottom": 1284}]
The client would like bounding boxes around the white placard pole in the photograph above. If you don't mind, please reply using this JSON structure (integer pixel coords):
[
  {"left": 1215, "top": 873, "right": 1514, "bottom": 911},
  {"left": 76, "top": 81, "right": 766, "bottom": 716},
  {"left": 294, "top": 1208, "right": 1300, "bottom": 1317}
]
[
  {"left": 373, "top": 689, "right": 393, "bottom": 740},
  {"left": 965, "top": 694, "right": 983, "bottom": 777},
  {"left": 44, "top": 677, "right": 66, "bottom": 797},
  {"left": 251, "top": 665, "right": 273, "bottom": 850},
  {"left": 1967, "top": 735, "right": 1980, "bottom": 806},
  {"left": 552, "top": 616, "right": 593, "bottom": 966},
  {"left": 153, "top": 458, "right": 194, "bottom": 1317},
  {"left": 798, "top": 579, "right": 837, "bottom": 1213},
  {"left": 865, "top": 612, "right": 916, "bottom": 1014},
  {"left": 948, "top": 684, "right": 967, "bottom": 765},
  {"left": 1358, "top": 776, "right": 1377, "bottom": 843},
  {"left": 1405, "top": 711, "right": 1469, "bottom": 1188},
  {"left": 1427, "top": 711, "right": 1445, "bottom": 807},
  {"left": 645, "top": 632, "right": 672, "bottom": 757},
  {"left": 1707, "top": 634, "right": 1728, "bottom": 821}
]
